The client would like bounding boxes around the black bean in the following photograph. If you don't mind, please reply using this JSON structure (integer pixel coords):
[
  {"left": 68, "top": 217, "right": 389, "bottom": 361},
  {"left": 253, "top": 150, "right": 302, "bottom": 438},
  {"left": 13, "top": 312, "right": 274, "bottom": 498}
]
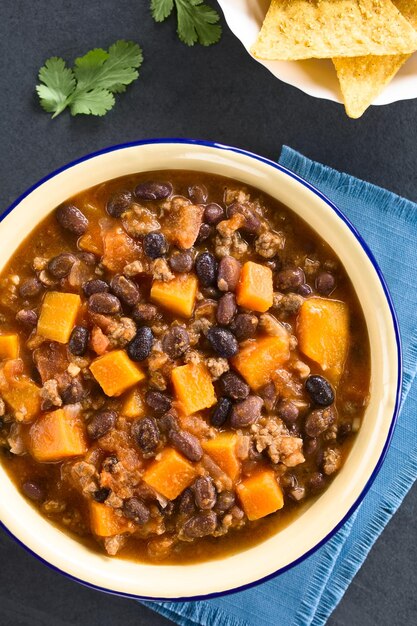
[
  {"left": 127, "top": 326, "right": 154, "bottom": 361},
  {"left": 204, "top": 203, "right": 224, "bottom": 225},
  {"left": 87, "top": 410, "right": 117, "bottom": 440},
  {"left": 158, "top": 411, "right": 179, "bottom": 434},
  {"left": 230, "top": 395, "right": 263, "bottom": 428},
  {"left": 106, "top": 190, "right": 133, "bottom": 217},
  {"left": 16, "top": 309, "right": 38, "bottom": 326},
  {"left": 214, "top": 491, "right": 235, "bottom": 514},
  {"left": 145, "top": 390, "right": 172, "bottom": 416},
  {"left": 305, "top": 375, "right": 335, "bottom": 407},
  {"left": 88, "top": 292, "right": 121, "bottom": 315},
  {"left": 207, "top": 326, "right": 239, "bottom": 358},
  {"left": 69, "top": 326, "right": 89, "bottom": 356},
  {"left": 110, "top": 275, "right": 140, "bottom": 306},
  {"left": 179, "top": 488, "right": 197, "bottom": 515},
  {"left": 195, "top": 252, "right": 218, "bottom": 287},
  {"left": 227, "top": 202, "right": 261, "bottom": 233},
  {"left": 316, "top": 272, "right": 336, "bottom": 296},
  {"left": 182, "top": 511, "right": 217, "bottom": 538},
  {"left": 19, "top": 277, "right": 42, "bottom": 299},
  {"left": 123, "top": 497, "right": 150, "bottom": 524},
  {"left": 135, "top": 181, "right": 172, "bottom": 201},
  {"left": 219, "top": 371, "right": 250, "bottom": 400},
  {"left": 338, "top": 422, "right": 352, "bottom": 442},
  {"left": 60, "top": 377, "right": 86, "bottom": 404},
  {"left": 305, "top": 407, "right": 336, "bottom": 437},
  {"left": 276, "top": 266, "right": 305, "bottom": 291},
  {"left": 93, "top": 487, "right": 110, "bottom": 503},
  {"left": 56, "top": 203, "right": 88, "bottom": 235},
  {"left": 277, "top": 400, "right": 299, "bottom": 425},
  {"left": 133, "top": 417, "right": 160, "bottom": 452},
  {"left": 22, "top": 481, "right": 44, "bottom": 502},
  {"left": 217, "top": 256, "right": 241, "bottom": 292},
  {"left": 77, "top": 252, "right": 97, "bottom": 266},
  {"left": 216, "top": 293, "right": 237, "bottom": 326},
  {"left": 308, "top": 472, "right": 327, "bottom": 493},
  {"left": 230, "top": 313, "right": 258, "bottom": 341},
  {"left": 298, "top": 284, "right": 313, "bottom": 297},
  {"left": 188, "top": 184, "right": 208, "bottom": 204},
  {"left": 169, "top": 251, "right": 194, "bottom": 274},
  {"left": 132, "top": 303, "right": 158, "bottom": 323},
  {"left": 161, "top": 326, "right": 190, "bottom": 359},
  {"left": 169, "top": 430, "right": 203, "bottom": 462},
  {"left": 196, "top": 223, "right": 212, "bottom": 243},
  {"left": 210, "top": 397, "right": 232, "bottom": 427},
  {"left": 259, "top": 382, "right": 277, "bottom": 412},
  {"left": 193, "top": 476, "right": 216, "bottom": 510},
  {"left": 83, "top": 279, "right": 109, "bottom": 297},
  {"left": 305, "top": 438, "right": 319, "bottom": 456},
  {"left": 143, "top": 232, "right": 168, "bottom": 259},
  {"left": 48, "top": 253, "right": 76, "bottom": 278}
]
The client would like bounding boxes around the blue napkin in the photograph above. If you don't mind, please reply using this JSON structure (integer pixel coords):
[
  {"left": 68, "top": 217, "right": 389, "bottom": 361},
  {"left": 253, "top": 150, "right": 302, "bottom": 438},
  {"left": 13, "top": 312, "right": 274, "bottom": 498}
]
[{"left": 142, "top": 147, "right": 417, "bottom": 626}]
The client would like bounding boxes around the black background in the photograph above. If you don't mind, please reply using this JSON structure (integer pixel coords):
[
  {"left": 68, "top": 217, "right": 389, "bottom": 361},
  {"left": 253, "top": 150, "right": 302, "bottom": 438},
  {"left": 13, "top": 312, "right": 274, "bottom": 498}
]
[{"left": 1, "top": 1, "right": 416, "bottom": 624}]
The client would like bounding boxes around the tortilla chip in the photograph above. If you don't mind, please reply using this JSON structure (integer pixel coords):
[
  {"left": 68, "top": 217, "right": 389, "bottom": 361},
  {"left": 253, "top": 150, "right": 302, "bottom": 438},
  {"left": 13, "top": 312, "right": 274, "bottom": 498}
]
[
  {"left": 251, "top": 0, "right": 417, "bottom": 61},
  {"left": 333, "top": 0, "right": 417, "bottom": 118}
]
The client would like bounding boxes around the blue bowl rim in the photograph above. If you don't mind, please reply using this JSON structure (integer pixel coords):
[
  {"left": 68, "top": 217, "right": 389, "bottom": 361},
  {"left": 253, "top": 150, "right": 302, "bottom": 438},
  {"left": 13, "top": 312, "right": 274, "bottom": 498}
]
[{"left": 0, "top": 137, "right": 403, "bottom": 603}]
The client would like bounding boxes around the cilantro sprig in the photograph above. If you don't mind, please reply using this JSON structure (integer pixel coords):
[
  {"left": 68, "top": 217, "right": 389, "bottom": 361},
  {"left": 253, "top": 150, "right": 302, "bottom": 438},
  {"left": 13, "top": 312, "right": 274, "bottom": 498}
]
[
  {"left": 150, "top": 0, "right": 222, "bottom": 46},
  {"left": 36, "top": 40, "right": 143, "bottom": 118}
]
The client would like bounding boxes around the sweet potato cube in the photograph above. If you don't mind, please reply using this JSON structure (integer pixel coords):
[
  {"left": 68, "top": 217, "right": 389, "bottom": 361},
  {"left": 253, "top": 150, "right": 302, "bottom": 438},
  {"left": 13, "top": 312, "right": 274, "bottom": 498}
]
[
  {"left": 79, "top": 222, "right": 104, "bottom": 255},
  {"left": 163, "top": 201, "right": 205, "bottom": 249},
  {"left": 237, "top": 470, "right": 284, "bottom": 521},
  {"left": 151, "top": 274, "right": 198, "bottom": 318},
  {"left": 171, "top": 363, "right": 216, "bottom": 415},
  {"left": 297, "top": 298, "right": 349, "bottom": 384},
  {"left": 90, "top": 501, "right": 134, "bottom": 537},
  {"left": 1, "top": 376, "right": 41, "bottom": 422},
  {"left": 143, "top": 448, "right": 198, "bottom": 500},
  {"left": 202, "top": 433, "right": 240, "bottom": 481},
  {"left": 236, "top": 261, "right": 273, "bottom": 312},
  {"left": 102, "top": 226, "right": 141, "bottom": 273},
  {"left": 29, "top": 408, "right": 87, "bottom": 462},
  {"left": 90, "top": 350, "right": 146, "bottom": 397},
  {"left": 232, "top": 335, "right": 290, "bottom": 390},
  {"left": 0, "top": 334, "right": 19, "bottom": 360},
  {"left": 37, "top": 292, "right": 81, "bottom": 344},
  {"left": 121, "top": 387, "right": 145, "bottom": 419}
]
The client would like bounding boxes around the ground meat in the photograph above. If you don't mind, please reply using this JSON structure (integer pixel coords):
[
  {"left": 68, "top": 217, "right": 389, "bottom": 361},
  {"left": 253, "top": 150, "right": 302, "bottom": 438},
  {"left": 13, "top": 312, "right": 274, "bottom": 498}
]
[
  {"left": 251, "top": 417, "right": 304, "bottom": 466},
  {"left": 224, "top": 187, "right": 250, "bottom": 205},
  {"left": 122, "top": 205, "right": 160, "bottom": 237},
  {"left": 206, "top": 357, "right": 229, "bottom": 380},
  {"left": 0, "top": 397, "right": 5, "bottom": 417},
  {"left": 291, "top": 360, "right": 310, "bottom": 379},
  {"left": 123, "top": 260, "right": 145, "bottom": 276},
  {"left": 215, "top": 231, "right": 248, "bottom": 259},
  {"left": 106, "top": 317, "right": 136, "bottom": 348},
  {"left": 40, "top": 379, "right": 63, "bottom": 409},
  {"left": 151, "top": 258, "right": 174, "bottom": 282},
  {"left": 188, "top": 318, "right": 212, "bottom": 345},
  {"left": 104, "top": 534, "right": 127, "bottom": 556},
  {"left": 304, "top": 258, "right": 321, "bottom": 276},
  {"left": 273, "top": 293, "right": 304, "bottom": 316},
  {"left": 255, "top": 231, "right": 285, "bottom": 258},
  {"left": 259, "top": 313, "right": 289, "bottom": 337},
  {"left": 184, "top": 349, "right": 203, "bottom": 365},
  {"left": 69, "top": 461, "right": 98, "bottom": 496},
  {"left": 322, "top": 447, "right": 342, "bottom": 475},
  {"left": 7, "top": 423, "right": 26, "bottom": 455},
  {"left": 216, "top": 213, "right": 245, "bottom": 238}
]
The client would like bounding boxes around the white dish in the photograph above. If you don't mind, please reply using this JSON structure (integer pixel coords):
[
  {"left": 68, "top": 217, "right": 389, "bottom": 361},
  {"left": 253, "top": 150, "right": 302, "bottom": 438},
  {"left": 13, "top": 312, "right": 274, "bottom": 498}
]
[
  {"left": 0, "top": 139, "right": 401, "bottom": 600},
  {"left": 218, "top": 0, "right": 417, "bottom": 107}
]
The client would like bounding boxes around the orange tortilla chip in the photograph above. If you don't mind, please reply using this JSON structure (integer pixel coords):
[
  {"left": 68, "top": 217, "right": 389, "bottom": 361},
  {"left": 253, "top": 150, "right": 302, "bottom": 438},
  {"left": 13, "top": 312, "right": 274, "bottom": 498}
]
[{"left": 251, "top": 0, "right": 417, "bottom": 61}]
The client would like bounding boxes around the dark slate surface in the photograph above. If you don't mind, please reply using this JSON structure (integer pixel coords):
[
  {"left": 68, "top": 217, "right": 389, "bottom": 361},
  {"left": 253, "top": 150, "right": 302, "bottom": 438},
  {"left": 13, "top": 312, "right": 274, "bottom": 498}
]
[{"left": 0, "top": 1, "right": 416, "bottom": 624}]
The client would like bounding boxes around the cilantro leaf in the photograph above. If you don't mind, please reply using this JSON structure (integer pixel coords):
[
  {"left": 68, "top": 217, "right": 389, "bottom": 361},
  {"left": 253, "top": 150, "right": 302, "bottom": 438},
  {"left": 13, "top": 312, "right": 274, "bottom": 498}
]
[
  {"left": 150, "top": 0, "right": 222, "bottom": 46},
  {"left": 36, "top": 40, "right": 143, "bottom": 118},
  {"left": 36, "top": 57, "right": 76, "bottom": 118}
]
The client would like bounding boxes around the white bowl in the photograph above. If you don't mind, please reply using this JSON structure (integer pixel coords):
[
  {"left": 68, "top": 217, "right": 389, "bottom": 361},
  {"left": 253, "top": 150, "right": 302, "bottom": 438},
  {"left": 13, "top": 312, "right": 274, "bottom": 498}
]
[
  {"left": 0, "top": 139, "right": 401, "bottom": 600},
  {"left": 218, "top": 0, "right": 417, "bottom": 107}
]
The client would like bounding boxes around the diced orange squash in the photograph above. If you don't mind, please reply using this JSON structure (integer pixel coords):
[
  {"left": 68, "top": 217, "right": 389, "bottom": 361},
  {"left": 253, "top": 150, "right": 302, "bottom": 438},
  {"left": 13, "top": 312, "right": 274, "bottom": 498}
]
[
  {"left": 29, "top": 408, "right": 87, "bottom": 462},
  {"left": 237, "top": 470, "right": 284, "bottom": 521},
  {"left": 143, "top": 447, "right": 198, "bottom": 500},
  {"left": 90, "top": 501, "right": 134, "bottom": 537},
  {"left": 171, "top": 363, "right": 216, "bottom": 414},
  {"left": 202, "top": 433, "right": 240, "bottom": 481},
  {"left": 1, "top": 376, "right": 41, "bottom": 422},
  {"left": 78, "top": 222, "right": 104, "bottom": 255},
  {"left": 236, "top": 261, "right": 273, "bottom": 312},
  {"left": 121, "top": 387, "right": 145, "bottom": 419},
  {"left": 0, "top": 334, "right": 19, "bottom": 360},
  {"left": 163, "top": 201, "right": 205, "bottom": 249},
  {"left": 232, "top": 335, "right": 290, "bottom": 390},
  {"left": 151, "top": 274, "right": 198, "bottom": 318},
  {"left": 102, "top": 226, "right": 141, "bottom": 273},
  {"left": 37, "top": 292, "right": 81, "bottom": 344},
  {"left": 90, "top": 350, "right": 146, "bottom": 397},
  {"left": 297, "top": 298, "right": 349, "bottom": 384}
]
